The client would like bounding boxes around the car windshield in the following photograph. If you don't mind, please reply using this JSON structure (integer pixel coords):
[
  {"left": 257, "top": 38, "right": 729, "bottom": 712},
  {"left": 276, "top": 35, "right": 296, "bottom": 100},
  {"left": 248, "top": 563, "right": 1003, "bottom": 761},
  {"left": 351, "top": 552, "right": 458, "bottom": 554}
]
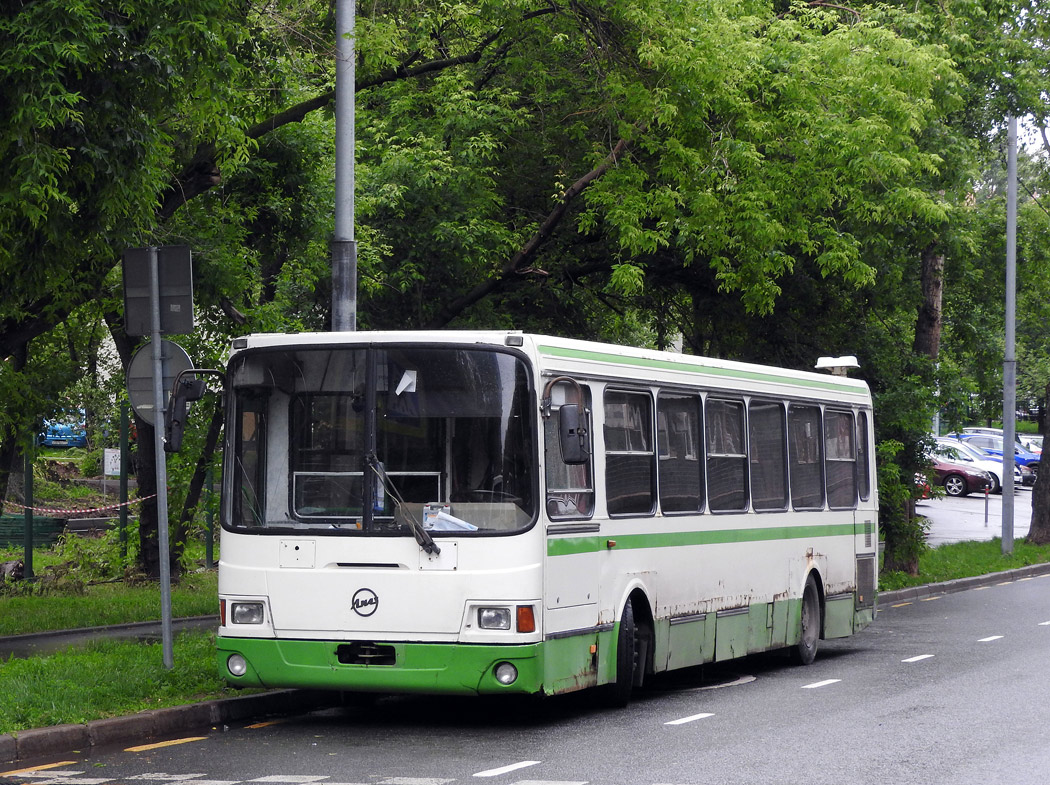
[
  {"left": 936, "top": 444, "right": 970, "bottom": 463},
  {"left": 943, "top": 441, "right": 992, "bottom": 462},
  {"left": 225, "top": 345, "right": 537, "bottom": 535}
]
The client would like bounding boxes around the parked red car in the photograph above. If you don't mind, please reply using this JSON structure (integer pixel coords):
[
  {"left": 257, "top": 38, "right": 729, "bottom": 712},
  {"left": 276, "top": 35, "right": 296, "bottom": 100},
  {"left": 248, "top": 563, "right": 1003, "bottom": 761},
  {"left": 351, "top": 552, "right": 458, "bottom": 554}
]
[{"left": 919, "top": 457, "right": 992, "bottom": 498}]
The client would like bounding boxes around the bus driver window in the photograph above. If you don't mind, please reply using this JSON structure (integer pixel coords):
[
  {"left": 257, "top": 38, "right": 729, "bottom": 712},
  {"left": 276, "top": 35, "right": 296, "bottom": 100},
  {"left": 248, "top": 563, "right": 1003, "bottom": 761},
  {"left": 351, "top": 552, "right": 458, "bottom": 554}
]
[{"left": 542, "top": 378, "right": 594, "bottom": 519}]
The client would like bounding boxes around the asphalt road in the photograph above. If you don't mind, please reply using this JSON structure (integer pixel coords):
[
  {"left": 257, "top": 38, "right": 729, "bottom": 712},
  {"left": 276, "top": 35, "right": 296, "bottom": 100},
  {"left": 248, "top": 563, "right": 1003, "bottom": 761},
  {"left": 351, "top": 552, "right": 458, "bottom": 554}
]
[
  {"left": 4, "top": 574, "right": 1048, "bottom": 785},
  {"left": 919, "top": 484, "right": 1034, "bottom": 546}
]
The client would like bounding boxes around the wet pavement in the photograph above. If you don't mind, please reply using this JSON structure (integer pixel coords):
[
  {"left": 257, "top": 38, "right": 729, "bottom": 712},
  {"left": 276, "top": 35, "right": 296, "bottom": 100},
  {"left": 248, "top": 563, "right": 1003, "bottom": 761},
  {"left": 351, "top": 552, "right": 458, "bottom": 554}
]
[{"left": 919, "top": 485, "right": 1034, "bottom": 546}]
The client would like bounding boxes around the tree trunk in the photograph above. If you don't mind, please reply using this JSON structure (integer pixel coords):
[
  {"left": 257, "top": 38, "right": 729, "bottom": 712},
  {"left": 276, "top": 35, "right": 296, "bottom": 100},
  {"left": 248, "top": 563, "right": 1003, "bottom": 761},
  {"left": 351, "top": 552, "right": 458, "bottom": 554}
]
[
  {"left": 882, "top": 499, "right": 921, "bottom": 575},
  {"left": 913, "top": 243, "right": 945, "bottom": 360},
  {"left": 0, "top": 345, "right": 29, "bottom": 508},
  {"left": 133, "top": 416, "right": 164, "bottom": 579},
  {"left": 1028, "top": 382, "right": 1050, "bottom": 544},
  {"left": 0, "top": 439, "right": 21, "bottom": 511},
  {"left": 881, "top": 242, "right": 946, "bottom": 575},
  {"left": 172, "top": 402, "right": 224, "bottom": 569}
]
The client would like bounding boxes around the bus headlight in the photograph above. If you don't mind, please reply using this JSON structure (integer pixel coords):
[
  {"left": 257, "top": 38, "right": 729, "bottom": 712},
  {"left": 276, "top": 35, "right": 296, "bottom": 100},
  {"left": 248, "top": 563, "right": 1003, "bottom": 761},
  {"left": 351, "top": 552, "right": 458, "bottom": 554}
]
[
  {"left": 231, "top": 601, "right": 265, "bottom": 624},
  {"left": 494, "top": 662, "right": 518, "bottom": 685},
  {"left": 478, "top": 607, "right": 512, "bottom": 630},
  {"left": 227, "top": 654, "right": 248, "bottom": 677}
]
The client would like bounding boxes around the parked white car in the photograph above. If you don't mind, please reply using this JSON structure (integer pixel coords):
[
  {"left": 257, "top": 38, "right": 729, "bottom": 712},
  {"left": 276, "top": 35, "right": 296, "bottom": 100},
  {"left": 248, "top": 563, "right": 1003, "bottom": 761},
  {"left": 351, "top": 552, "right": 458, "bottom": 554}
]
[
  {"left": 934, "top": 438, "right": 1018, "bottom": 494},
  {"left": 1021, "top": 434, "right": 1043, "bottom": 455}
]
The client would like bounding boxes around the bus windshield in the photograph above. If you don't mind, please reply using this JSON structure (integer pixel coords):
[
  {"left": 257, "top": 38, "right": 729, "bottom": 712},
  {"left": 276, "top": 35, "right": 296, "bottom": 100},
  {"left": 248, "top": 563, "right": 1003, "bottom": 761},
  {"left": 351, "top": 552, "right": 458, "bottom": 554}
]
[{"left": 226, "top": 345, "right": 536, "bottom": 535}]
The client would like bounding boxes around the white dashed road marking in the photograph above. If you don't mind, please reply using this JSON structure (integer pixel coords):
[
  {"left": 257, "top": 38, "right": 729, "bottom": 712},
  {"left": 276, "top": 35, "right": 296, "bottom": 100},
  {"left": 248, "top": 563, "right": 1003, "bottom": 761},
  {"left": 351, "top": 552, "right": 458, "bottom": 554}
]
[
  {"left": 902, "top": 654, "right": 935, "bottom": 663},
  {"left": 801, "top": 679, "right": 841, "bottom": 689},
  {"left": 664, "top": 712, "right": 715, "bottom": 725},
  {"left": 473, "top": 762, "right": 541, "bottom": 778}
]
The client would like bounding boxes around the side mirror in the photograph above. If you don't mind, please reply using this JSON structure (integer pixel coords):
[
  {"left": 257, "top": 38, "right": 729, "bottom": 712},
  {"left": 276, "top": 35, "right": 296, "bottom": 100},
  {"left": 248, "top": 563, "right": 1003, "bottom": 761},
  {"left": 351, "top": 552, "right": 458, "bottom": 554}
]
[
  {"left": 559, "top": 403, "right": 590, "bottom": 465},
  {"left": 165, "top": 375, "right": 208, "bottom": 453}
]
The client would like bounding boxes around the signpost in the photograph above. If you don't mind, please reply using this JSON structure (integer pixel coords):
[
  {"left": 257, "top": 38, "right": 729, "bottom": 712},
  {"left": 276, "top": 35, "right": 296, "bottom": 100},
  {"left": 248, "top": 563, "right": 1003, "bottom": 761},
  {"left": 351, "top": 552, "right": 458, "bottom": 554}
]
[
  {"left": 127, "top": 340, "right": 193, "bottom": 425},
  {"left": 103, "top": 448, "right": 120, "bottom": 499},
  {"left": 122, "top": 245, "right": 194, "bottom": 670}
]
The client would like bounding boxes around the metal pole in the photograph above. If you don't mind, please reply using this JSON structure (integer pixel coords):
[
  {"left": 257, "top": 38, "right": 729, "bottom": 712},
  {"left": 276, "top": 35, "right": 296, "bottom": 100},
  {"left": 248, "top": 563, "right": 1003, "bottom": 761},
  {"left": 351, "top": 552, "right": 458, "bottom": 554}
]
[
  {"left": 22, "top": 437, "right": 33, "bottom": 580},
  {"left": 1002, "top": 116, "right": 1017, "bottom": 555},
  {"left": 149, "top": 246, "right": 175, "bottom": 669},
  {"left": 205, "top": 465, "right": 214, "bottom": 570},
  {"left": 331, "top": 0, "right": 357, "bottom": 331},
  {"left": 119, "top": 401, "right": 129, "bottom": 560}
]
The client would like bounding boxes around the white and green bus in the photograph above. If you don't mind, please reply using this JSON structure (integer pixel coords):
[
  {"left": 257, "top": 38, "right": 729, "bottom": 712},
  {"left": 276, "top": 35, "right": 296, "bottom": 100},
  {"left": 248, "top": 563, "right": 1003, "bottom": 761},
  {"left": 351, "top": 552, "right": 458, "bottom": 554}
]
[{"left": 214, "top": 331, "right": 877, "bottom": 702}]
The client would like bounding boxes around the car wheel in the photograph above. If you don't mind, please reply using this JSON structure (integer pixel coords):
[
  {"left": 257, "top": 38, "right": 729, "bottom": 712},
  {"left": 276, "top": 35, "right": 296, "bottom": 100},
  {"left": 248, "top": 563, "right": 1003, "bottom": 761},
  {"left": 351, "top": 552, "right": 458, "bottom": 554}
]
[
  {"left": 944, "top": 474, "right": 968, "bottom": 497},
  {"left": 988, "top": 474, "right": 1000, "bottom": 494}
]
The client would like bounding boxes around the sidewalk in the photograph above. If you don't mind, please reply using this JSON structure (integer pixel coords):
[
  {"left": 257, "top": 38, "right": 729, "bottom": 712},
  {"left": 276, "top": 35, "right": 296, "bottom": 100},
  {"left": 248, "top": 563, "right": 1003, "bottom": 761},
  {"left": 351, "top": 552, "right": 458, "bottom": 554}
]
[
  {"left": 0, "top": 688, "right": 341, "bottom": 766},
  {"left": 6, "top": 560, "right": 1050, "bottom": 765}
]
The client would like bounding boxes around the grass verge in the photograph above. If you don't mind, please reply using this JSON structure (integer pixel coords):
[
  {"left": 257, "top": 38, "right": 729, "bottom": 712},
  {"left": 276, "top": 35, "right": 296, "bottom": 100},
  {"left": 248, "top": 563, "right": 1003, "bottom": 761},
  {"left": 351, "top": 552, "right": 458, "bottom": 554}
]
[
  {"left": 0, "top": 571, "right": 218, "bottom": 636},
  {"left": 879, "top": 537, "right": 1050, "bottom": 591},
  {"left": 0, "top": 629, "right": 255, "bottom": 734}
]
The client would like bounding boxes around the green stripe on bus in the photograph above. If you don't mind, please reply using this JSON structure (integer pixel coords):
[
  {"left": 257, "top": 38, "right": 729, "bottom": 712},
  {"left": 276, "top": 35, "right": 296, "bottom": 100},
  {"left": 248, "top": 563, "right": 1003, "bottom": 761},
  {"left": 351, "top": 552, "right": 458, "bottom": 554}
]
[
  {"left": 537, "top": 344, "right": 860, "bottom": 394},
  {"left": 547, "top": 523, "right": 858, "bottom": 556}
]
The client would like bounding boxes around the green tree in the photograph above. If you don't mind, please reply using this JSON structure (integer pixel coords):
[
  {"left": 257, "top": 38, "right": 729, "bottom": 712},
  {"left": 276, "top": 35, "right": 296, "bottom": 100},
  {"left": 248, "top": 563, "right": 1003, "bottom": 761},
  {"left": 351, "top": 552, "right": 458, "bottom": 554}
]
[{"left": 4, "top": 0, "right": 1049, "bottom": 579}]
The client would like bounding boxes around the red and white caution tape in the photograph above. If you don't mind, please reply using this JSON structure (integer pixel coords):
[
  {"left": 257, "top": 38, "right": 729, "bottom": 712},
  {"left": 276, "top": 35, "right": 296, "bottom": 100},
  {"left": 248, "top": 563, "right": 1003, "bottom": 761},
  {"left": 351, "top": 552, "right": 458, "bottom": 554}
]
[{"left": 1, "top": 494, "right": 158, "bottom": 517}]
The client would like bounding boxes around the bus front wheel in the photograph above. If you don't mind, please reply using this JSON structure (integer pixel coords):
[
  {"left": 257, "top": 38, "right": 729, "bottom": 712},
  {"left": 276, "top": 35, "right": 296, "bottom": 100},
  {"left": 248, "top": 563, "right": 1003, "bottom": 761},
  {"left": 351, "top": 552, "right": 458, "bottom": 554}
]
[
  {"left": 607, "top": 600, "right": 638, "bottom": 707},
  {"left": 791, "top": 574, "right": 821, "bottom": 666}
]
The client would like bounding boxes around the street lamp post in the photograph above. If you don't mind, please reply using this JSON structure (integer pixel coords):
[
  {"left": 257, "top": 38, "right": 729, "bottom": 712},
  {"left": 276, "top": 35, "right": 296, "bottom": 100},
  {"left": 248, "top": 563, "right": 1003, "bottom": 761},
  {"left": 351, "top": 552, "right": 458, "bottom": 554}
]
[
  {"left": 1003, "top": 115, "right": 1017, "bottom": 555},
  {"left": 331, "top": 0, "right": 357, "bottom": 332}
]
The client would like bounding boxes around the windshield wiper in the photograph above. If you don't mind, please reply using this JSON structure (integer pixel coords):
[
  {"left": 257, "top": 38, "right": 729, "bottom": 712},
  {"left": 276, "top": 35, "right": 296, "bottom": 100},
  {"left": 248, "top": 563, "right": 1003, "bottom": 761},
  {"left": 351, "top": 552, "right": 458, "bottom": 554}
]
[{"left": 365, "top": 452, "right": 440, "bottom": 556}]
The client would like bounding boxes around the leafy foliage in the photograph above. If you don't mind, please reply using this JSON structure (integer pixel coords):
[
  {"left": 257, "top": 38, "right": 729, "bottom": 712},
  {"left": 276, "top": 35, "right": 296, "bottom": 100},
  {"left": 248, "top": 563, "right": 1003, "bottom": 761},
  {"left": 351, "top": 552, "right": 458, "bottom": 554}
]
[{"left": 2, "top": 0, "right": 1050, "bottom": 575}]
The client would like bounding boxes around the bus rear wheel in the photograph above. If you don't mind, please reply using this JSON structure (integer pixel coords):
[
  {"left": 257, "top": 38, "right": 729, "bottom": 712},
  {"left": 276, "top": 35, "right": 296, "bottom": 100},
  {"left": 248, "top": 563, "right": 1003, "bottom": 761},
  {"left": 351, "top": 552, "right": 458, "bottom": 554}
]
[{"left": 791, "top": 574, "right": 821, "bottom": 666}]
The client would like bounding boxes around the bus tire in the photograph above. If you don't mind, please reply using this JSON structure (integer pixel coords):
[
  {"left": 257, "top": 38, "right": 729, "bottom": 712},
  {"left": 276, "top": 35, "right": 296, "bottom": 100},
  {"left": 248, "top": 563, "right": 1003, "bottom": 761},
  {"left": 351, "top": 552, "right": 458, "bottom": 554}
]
[
  {"left": 607, "top": 600, "right": 638, "bottom": 707},
  {"left": 791, "top": 574, "right": 821, "bottom": 666}
]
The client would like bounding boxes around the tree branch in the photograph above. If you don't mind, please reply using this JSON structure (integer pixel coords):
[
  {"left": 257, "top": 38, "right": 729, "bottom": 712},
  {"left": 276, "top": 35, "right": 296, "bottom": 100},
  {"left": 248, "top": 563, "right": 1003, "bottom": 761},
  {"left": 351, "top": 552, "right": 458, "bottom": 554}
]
[
  {"left": 425, "top": 135, "right": 631, "bottom": 329},
  {"left": 157, "top": 9, "right": 558, "bottom": 222}
]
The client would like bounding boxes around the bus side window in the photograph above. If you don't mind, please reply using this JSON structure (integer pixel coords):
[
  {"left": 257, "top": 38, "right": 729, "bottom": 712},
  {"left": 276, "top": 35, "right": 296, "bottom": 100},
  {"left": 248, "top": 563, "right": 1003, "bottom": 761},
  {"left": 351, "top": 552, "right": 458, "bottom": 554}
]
[
  {"left": 544, "top": 384, "right": 594, "bottom": 519},
  {"left": 857, "top": 411, "right": 871, "bottom": 501},
  {"left": 825, "top": 410, "right": 857, "bottom": 509},
  {"left": 789, "top": 404, "right": 825, "bottom": 510},
  {"left": 706, "top": 398, "right": 748, "bottom": 511},
  {"left": 658, "top": 393, "right": 704, "bottom": 513},
  {"left": 605, "top": 391, "right": 656, "bottom": 516},
  {"left": 749, "top": 400, "right": 788, "bottom": 512}
]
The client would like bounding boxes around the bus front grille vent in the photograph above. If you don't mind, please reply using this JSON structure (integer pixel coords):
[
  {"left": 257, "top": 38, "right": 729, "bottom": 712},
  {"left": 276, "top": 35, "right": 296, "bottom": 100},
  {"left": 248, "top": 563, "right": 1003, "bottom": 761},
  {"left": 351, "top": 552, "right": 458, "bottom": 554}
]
[{"left": 336, "top": 642, "right": 396, "bottom": 666}]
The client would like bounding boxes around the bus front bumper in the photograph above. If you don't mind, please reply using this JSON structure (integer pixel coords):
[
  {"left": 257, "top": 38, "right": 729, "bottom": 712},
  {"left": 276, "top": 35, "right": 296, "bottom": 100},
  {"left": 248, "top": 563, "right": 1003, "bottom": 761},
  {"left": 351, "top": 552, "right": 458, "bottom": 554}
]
[{"left": 217, "top": 635, "right": 544, "bottom": 696}]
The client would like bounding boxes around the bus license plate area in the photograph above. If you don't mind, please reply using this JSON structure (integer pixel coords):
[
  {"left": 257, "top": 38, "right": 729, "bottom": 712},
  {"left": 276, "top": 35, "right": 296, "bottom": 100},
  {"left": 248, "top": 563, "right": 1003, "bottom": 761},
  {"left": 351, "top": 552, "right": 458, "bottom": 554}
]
[{"left": 336, "top": 642, "right": 396, "bottom": 665}]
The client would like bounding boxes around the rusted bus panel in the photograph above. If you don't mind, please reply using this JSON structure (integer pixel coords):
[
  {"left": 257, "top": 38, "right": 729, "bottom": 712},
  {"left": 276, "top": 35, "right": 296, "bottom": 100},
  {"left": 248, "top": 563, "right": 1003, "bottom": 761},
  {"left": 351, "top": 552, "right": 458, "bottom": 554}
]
[
  {"left": 542, "top": 627, "right": 615, "bottom": 695},
  {"left": 824, "top": 594, "right": 857, "bottom": 639},
  {"left": 660, "top": 613, "right": 715, "bottom": 672}
]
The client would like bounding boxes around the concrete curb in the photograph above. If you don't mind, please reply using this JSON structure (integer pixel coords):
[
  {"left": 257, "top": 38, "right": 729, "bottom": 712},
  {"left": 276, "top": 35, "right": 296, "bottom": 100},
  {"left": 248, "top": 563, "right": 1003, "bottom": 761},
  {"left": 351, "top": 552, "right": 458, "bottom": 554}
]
[
  {"left": 1, "top": 689, "right": 340, "bottom": 765},
  {"left": 0, "top": 616, "right": 217, "bottom": 647},
  {"left": 876, "top": 561, "right": 1050, "bottom": 606},
  {"left": 4, "top": 563, "right": 1050, "bottom": 765}
]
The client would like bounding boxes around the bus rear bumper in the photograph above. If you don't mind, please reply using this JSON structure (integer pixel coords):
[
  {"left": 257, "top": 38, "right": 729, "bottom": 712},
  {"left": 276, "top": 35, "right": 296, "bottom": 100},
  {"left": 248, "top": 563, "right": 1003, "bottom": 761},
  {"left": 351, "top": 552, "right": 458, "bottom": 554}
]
[{"left": 216, "top": 635, "right": 544, "bottom": 696}]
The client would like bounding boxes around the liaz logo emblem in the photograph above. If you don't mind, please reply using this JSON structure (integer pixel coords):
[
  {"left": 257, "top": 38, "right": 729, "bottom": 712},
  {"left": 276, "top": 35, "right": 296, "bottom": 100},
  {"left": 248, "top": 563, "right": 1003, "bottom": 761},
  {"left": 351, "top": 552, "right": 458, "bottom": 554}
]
[{"left": 352, "top": 588, "right": 379, "bottom": 617}]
